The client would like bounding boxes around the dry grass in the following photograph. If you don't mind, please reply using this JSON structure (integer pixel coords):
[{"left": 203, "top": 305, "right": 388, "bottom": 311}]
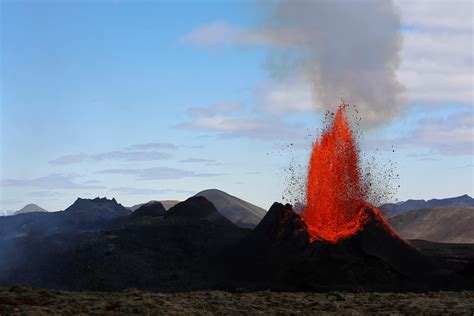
[{"left": 1, "top": 286, "right": 474, "bottom": 315}]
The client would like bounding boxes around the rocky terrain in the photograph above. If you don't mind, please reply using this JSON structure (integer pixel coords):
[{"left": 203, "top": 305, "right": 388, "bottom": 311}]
[{"left": 0, "top": 286, "right": 473, "bottom": 315}]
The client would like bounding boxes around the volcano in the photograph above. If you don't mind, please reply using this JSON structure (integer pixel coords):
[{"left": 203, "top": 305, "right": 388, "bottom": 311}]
[
  {"left": 222, "top": 104, "right": 440, "bottom": 291},
  {"left": 226, "top": 202, "right": 437, "bottom": 291}
]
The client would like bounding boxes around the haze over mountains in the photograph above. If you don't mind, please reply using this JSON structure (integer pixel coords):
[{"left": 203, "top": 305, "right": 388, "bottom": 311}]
[
  {"left": 1, "top": 204, "right": 48, "bottom": 217},
  {"left": 381, "top": 194, "right": 474, "bottom": 217},
  {"left": 1, "top": 210, "right": 12, "bottom": 217},
  {"left": 378, "top": 194, "right": 474, "bottom": 243},
  {"left": 3, "top": 192, "right": 473, "bottom": 244},
  {"left": 389, "top": 206, "right": 474, "bottom": 243},
  {"left": 127, "top": 189, "right": 266, "bottom": 228},
  {"left": 0, "top": 196, "right": 247, "bottom": 291},
  {"left": 195, "top": 189, "right": 267, "bottom": 228},
  {"left": 14, "top": 204, "right": 48, "bottom": 215},
  {"left": 128, "top": 200, "right": 179, "bottom": 212},
  {"left": 0, "top": 198, "right": 130, "bottom": 241}
]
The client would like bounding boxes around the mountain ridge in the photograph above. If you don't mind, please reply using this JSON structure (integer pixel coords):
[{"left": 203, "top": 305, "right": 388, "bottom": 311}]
[
  {"left": 389, "top": 206, "right": 474, "bottom": 243},
  {"left": 381, "top": 194, "right": 474, "bottom": 217},
  {"left": 129, "top": 201, "right": 167, "bottom": 219},
  {"left": 129, "top": 200, "right": 179, "bottom": 212},
  {"left": 195, "top": 189, "right": 266, "bottom": 228}
]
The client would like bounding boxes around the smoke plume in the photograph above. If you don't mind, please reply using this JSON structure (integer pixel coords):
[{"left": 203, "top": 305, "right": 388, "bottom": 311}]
[{"left": 260, "top": 0, "right": 405, "bottom": 126}]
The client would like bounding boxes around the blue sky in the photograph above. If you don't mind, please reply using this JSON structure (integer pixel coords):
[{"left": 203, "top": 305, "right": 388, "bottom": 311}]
[{"left": 1, "top": 0, "right": 473, "bottom": 212}]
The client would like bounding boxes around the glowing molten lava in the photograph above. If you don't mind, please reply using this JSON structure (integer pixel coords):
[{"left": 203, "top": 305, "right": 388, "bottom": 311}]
[{"left": 302, "top": 104, "right": 390, "bottom": 243}]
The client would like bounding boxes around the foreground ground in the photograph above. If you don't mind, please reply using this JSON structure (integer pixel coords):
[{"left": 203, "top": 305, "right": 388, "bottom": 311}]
[{"left": 0, "top": 287, "right": 473, "bottom": 315}]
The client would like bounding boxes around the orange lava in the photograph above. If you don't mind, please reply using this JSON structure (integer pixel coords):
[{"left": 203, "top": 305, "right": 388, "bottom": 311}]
[{"left": 302, "top": 104, "right": 378, "bottom": 243}]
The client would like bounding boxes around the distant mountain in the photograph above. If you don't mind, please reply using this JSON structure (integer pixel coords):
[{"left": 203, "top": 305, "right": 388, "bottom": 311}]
[
  {"left": 65, "top": 197, "right": 130, "bottom": 218},
  {"left": 0, "top": 197, "right": 133, "bottom": 279},
  {"left": 14, "top": 204, "right": 48, "bottom": 215},
  {"left": 1, "top": 197, "right": 473, "bottom": 292},
  {"left": 195, "top": 189, "right": 266, "bottom": 228},
  {"left": 129, "top": 201, "right": 166, "bottom": 219},
  {"left": 160, "top": 200, "right": 180, "bottom": 210},
  {"left": 389, "top": 206, "right": 474, "bottom": 243},
  {"left": 1, "top": 196, "right": 246, "bottom": 291},
  {"left": 167, "top": 196, "right": 236, "bottom": 227},
  {"left": 129, "top": 200, "right": 179, "bottom": 212},
  {"left": 381, "top": 194, "right": 474, "bottom": 217},
  {"left": 0, "top": 197, "right": 130, "bottom": 240}
]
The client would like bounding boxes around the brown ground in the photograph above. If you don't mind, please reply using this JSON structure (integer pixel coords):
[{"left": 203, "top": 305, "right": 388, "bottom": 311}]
[{"left": 0, "top": 287, "right": 473, "bottom": 315}]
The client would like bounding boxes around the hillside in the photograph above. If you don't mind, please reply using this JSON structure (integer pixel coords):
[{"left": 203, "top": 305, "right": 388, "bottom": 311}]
[
  {"left": 0, "top": 198, "right": 473, "bottom": 292},
  {"left": 389, "top": 206, "right": 474, "bottom": 243},
  {"left": 129, "top": 200, "right": 179, "bottom": 211},
  {"left": 13, "top": 204, "right": 48, "bottom": 215},
  {"left": 0, "top": 197, "right": 130, "bottom": 240},
  {"left": 381, "top": 194, "right": 474, "bottom": 217},
  {"left": 129, "top": 201, "right": 166, "bottom": 219},
  {"left": 65, "top": 197, "right": 130, "bottom": 218},
  {"left": 195, "top": 189, "right": 266, "bottom": 228},
  {"left": 0, "top": 197, "right": 246, "bottom": 291}
]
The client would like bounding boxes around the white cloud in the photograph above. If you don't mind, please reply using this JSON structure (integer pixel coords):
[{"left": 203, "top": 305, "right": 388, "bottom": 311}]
[
  {"left": 400, "top": 112, "right": 474, "bottom": 155},
  {"left": 110, "top": 187, "right": 195, "bottom": 196},
  {"left": 125, "top": 143, "right": 178, "bottom": 151},
  {"left": 370, "top": 111, "right": 474, "bottom": 156},
  {"left": 97, "top": 167, "right": 225, "bottom": 180},
  {"left": 178, "top": 113, "right": 304, "bottom": 141},
  {"left": 186, "top": 101, "right": 244, "bottom": 117},
  {"left": 183, "top": 1, "right": 473, "bottom": 114},
  {"left": 180, "top": 158, "right": 216, "bottom": 163},
  {"left": 109, "top": 187, "right": 162, "bottom": 195},
  {"left": 180, "top": 116, "right": 270, "bottom": 132},
  {"left": 92, "top": 151, "right": 173, "bottom": 162},
  {"left": 395, "top": 0, "right": 473, "bottom": 105},
  {"left": 49, "top": 150, "right": 174, "bottom": 165},
  {"left": 29, "top": 191, "right": 62, "bottom": 197},
  {"left": 180, "top": 21, "right": 264, "bottom": 47},
  {"left": 49, "top": 154, "right": 88, "bottom": 165},
  {"left": 179, "top": 1, "right": 473, "bottom": 157},
  {"left": 1, "top": 174, "right": 105, "bottom": 190},
  {"left": 397, "top": 30, "right": 473, "bottom": 104},
  {"left": 395, "top": 0, "right": 473, "bottom": 33},
  {"left": 182, "top": 1, "right": 405, "bottom": 127}
]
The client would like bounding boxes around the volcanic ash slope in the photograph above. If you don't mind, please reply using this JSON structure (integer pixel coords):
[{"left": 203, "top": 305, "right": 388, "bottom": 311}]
[{"left": 224, "top": 203, "right": 440, "bottom": 291}]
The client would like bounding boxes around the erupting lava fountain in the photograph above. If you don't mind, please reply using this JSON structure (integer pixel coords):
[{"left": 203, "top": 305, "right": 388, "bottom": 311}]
[{"left": 302, "top": 103, "right": 396, "bottom": 243}]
